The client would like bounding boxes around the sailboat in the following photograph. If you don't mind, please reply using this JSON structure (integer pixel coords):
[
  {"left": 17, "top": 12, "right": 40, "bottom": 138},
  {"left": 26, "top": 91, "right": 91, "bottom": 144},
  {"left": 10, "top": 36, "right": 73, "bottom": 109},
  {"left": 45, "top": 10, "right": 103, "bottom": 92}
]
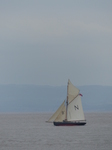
[{"left": 47, "top": 79, "right": 86, "bottom": 126}]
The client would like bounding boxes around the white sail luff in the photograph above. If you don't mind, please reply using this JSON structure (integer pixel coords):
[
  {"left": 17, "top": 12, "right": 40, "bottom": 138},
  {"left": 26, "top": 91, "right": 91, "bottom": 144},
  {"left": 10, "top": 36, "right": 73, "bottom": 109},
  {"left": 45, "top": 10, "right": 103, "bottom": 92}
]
[
  {"left": 67, "top": 95, "right": 85, "bottom": 121},
  {"left": 47, "top": 101, "right": 65, "bottom": 122}
]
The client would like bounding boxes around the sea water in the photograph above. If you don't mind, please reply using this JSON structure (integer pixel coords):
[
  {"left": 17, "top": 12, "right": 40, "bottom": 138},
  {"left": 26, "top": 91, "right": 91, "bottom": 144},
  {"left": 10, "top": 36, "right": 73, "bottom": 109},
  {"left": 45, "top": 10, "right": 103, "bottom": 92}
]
[{"left": 0, "top": 113, "right": 111, "bottom": 150}]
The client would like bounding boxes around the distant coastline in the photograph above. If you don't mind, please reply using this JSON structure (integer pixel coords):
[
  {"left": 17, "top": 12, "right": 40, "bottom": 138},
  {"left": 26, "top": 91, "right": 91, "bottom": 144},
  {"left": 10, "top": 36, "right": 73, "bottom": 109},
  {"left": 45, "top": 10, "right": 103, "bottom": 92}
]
[{"left": 0, "top": 84, "right": 112, "bottom": 113}]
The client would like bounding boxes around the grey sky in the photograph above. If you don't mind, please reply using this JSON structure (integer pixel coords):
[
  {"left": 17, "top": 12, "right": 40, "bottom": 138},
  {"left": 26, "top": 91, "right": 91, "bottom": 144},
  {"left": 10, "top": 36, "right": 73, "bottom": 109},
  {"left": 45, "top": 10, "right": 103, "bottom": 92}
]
[{"left": 0, "top": 0, "right": 112, "bottom": 86}]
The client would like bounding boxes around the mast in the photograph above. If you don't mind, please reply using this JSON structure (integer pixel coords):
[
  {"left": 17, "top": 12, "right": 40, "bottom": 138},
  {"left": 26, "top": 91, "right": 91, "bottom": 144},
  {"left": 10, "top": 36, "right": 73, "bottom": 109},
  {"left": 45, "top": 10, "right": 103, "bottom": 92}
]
[{"left": 65, "top": 80, "right": 69, "bottom": 121}]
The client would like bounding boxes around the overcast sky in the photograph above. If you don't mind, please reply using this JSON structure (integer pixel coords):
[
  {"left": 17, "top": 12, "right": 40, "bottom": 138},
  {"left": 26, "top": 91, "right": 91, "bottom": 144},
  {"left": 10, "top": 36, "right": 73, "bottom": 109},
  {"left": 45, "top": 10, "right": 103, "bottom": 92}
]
[{"left": 0, "top": 0, "right": 112, "bottom": 86}]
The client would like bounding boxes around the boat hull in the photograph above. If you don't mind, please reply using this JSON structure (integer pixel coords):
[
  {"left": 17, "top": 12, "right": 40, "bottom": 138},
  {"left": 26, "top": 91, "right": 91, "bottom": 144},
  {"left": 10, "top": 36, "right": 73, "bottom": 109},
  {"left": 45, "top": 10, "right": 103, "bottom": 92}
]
[{"left": 53, "top": 121, "right": 86, "bottom": 126}]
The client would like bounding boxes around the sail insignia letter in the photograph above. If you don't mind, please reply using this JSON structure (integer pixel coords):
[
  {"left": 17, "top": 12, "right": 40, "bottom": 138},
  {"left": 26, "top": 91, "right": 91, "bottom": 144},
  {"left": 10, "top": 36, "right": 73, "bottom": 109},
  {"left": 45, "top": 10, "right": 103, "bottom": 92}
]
[
  {"left": 74, "top": 105, "right": 79, "bottom": 110},
  {"left": 62, "top": 111, "right": 64, "bottom": 115}
]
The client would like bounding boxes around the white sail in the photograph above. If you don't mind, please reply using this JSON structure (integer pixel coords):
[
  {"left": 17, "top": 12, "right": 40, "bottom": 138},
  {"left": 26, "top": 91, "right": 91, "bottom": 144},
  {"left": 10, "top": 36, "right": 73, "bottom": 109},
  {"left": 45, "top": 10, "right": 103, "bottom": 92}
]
[
  {"left": 67, "top": 79, "right": 79, "bottom": 104},
  {"left": 54, "top": 104, "right": 66, "bottom": 122},
  {"left": 67, "top": 95, "right": 85, "bottom": 121},
  {"left": 47, "top": 101, "right": 65, "bottom": 122}
]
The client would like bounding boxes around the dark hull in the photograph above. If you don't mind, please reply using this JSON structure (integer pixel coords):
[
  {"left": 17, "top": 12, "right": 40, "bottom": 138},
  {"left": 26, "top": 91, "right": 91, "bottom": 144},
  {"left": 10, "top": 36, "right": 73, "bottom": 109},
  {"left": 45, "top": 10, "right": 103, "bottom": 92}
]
[{"left": 53, "top": 121, "right": 86, "bottom": 126}]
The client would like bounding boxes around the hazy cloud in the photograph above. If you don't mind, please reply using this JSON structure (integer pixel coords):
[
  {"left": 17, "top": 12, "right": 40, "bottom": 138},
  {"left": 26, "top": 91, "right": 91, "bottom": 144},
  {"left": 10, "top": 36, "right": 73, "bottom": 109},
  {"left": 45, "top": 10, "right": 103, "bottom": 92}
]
[{"left": 0, "top": 0, "right": 112, "bottom": 85}]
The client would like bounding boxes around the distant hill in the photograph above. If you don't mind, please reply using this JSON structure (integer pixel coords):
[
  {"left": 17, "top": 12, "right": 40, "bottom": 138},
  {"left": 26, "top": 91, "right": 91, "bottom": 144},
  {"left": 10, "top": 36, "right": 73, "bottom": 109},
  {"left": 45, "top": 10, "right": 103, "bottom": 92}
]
[
  {"left": 0, "top": 84, "right": 112, "bottom": 112},
  {"left": 79, "top": 85, "right": 112, "bottom": 112}
]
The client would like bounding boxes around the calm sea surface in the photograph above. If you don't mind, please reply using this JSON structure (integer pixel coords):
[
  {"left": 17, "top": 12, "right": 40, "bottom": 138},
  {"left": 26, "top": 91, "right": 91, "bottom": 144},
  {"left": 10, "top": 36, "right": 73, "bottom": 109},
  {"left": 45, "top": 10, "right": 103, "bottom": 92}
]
[{"left": 0, "top": 113, "right": 112, "bottom": 150}]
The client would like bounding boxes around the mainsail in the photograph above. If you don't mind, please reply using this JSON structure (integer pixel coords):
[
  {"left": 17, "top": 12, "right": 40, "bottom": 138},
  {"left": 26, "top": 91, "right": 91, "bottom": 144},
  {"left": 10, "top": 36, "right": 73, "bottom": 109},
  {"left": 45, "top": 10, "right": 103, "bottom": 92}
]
[
  {"left": 67, "top": 79, "right": 85, "bottom": 121},
  {"left": 67, "top": 95, "right": 85, "bottom": 121}
]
